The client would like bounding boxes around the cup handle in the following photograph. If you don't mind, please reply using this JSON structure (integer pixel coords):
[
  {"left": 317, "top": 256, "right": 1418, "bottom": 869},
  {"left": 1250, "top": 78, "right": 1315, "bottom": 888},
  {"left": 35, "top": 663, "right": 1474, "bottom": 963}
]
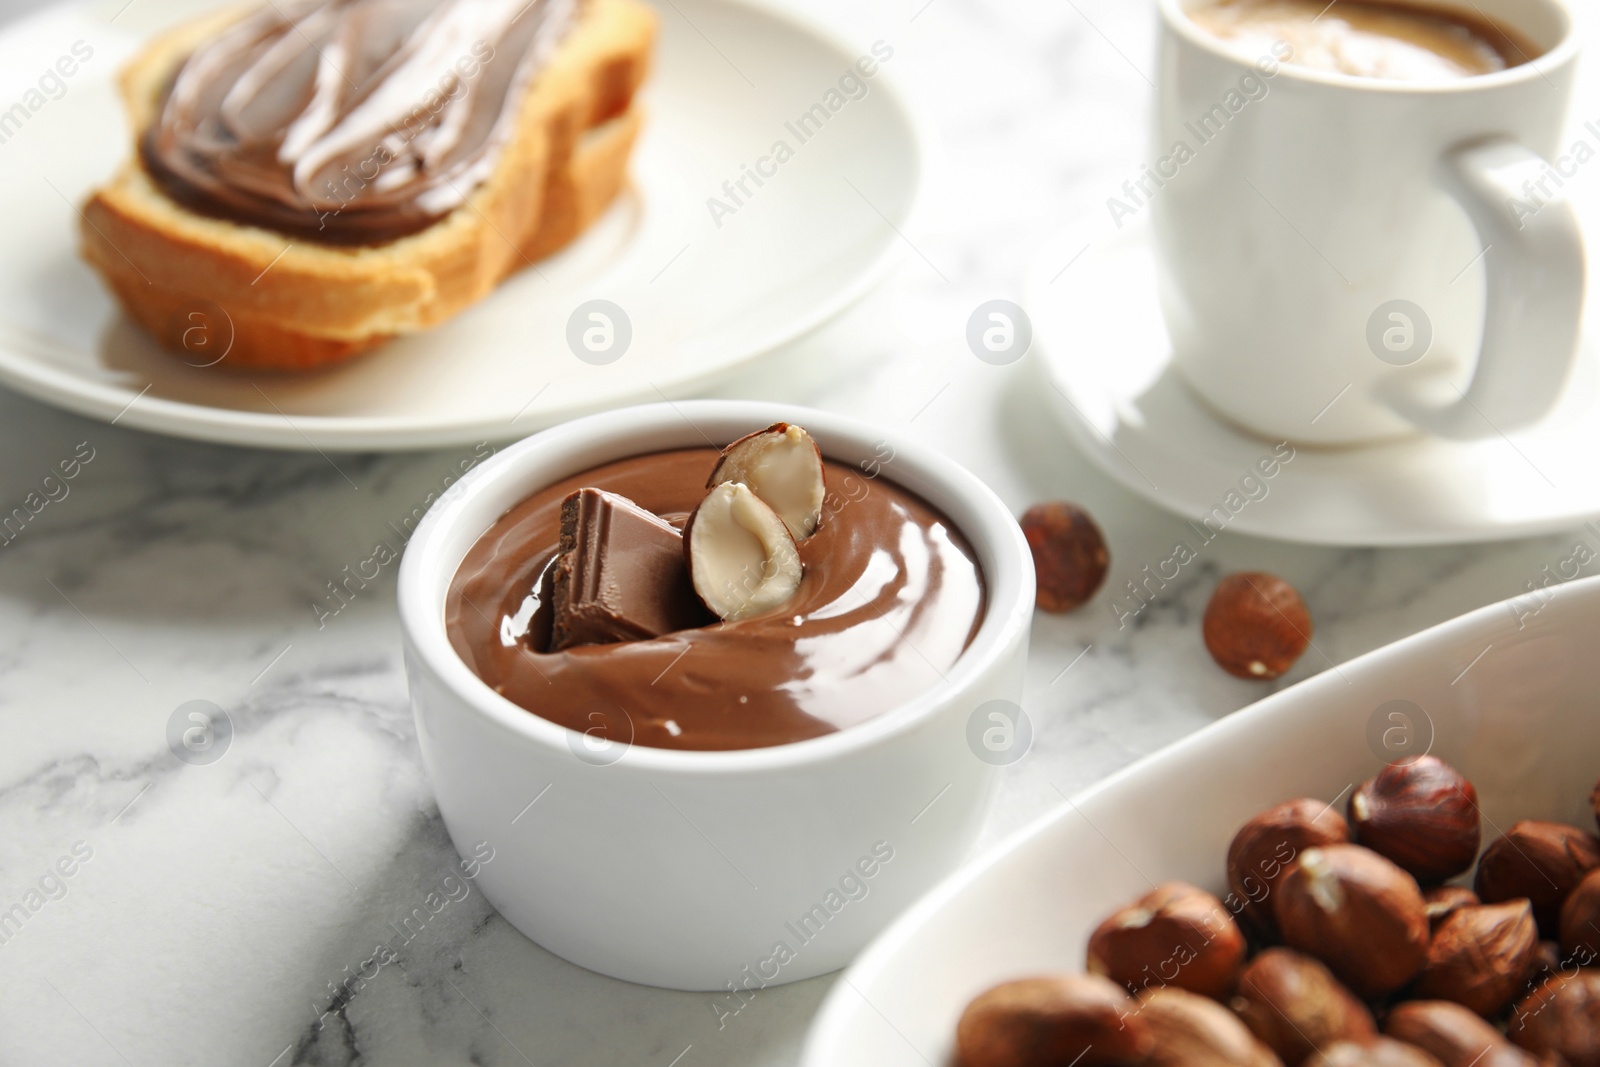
[{"left": 1385, "top": 137, "right": 1585, "bottom": 439}]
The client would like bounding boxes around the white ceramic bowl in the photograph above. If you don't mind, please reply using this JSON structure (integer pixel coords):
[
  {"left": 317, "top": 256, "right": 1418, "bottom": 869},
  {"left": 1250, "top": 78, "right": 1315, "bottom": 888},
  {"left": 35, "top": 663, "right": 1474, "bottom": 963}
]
[
  {"left": 397, "top": 401, "right": 1034, "bottom": 990},
  {"left": 803, "top": 575, "right": 1600, "bottom": 1065}
]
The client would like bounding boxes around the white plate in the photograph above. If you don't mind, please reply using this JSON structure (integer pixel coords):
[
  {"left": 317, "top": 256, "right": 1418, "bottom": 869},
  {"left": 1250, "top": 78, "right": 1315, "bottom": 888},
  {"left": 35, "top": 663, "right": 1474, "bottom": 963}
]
[
  {"left": 1026, "top": 218, "right": 1600, "bottom": 546},
  {"left": 802, "top": 575, "right": 1600, "bottom": 1066},
  {"left": 0, "top": 0, "right": 920, "bottom": 451}
]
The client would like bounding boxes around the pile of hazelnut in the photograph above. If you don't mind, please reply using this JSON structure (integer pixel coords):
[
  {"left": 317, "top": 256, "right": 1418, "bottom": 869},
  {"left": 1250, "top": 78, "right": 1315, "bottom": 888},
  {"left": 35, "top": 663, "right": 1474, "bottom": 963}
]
[{"left": 957, "top": 757, "right": 1600, "bottom": 1066}]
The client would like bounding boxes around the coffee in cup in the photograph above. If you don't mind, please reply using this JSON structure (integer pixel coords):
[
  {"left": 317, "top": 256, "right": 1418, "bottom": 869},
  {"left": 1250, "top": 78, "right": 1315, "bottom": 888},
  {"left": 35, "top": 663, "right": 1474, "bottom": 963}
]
[{"left": 1189, "top": 0, "right": 1540, "bottom": 81}]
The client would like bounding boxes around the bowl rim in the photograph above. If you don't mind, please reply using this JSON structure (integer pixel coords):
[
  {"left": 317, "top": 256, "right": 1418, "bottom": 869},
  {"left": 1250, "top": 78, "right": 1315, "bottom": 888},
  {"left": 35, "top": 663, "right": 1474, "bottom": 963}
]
[{"left": 396, "top": 399, "right": 1035, "bottom": 775}]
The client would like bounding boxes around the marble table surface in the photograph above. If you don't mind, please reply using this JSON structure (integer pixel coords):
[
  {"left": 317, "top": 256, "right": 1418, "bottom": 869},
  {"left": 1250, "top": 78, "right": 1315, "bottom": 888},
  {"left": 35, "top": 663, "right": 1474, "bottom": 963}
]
[{"left": 4, "top": 0, "right": 1599, "bottom": 1064}]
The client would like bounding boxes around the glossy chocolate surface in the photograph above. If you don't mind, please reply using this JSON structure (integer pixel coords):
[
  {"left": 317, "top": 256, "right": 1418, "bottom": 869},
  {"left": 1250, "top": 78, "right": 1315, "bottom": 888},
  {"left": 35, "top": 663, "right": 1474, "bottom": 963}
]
[
  {"left": 142, "top": 0, "right": 575, "bottom": 244},
  {"left": 446, "top": 449, "right": 987, "bottom": 751}
]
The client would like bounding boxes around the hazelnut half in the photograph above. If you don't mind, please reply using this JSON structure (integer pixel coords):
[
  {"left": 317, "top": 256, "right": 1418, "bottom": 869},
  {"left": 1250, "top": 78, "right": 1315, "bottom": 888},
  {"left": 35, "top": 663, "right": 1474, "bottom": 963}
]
[
  {"left": 1231, "top": 948, "right": 1375, "bottom": 1066},
  {"left": 683, "top": 482, "right": 803, "bottom": 621},
  {"left": 955, "top": 974, "right": 1152, "bottom": 1067},
  {"left": 1475, "top": 820, "right": 1600, "bottom": 937},
  {"left": 1272, "top": 844, "right": 1430, "bottom": 998},
  {"left": 1423, "top": 886, "right": 1480, "bottom": 930},
  {"left": 1085, "top": 882, "right": 1245, "bottom": 1001},
  {"left": 1350, "top": 756, "right": 1481, "bottom": 884},
  {"left": 1509, "top": 970, "right": 1600, "bottom": 1067},
  {"left": 1414, "top": 900, "right": 1540, "bottom": 1018},
  {"left": 1561, "top": 867, "right": 1600, "bottom": 961},
  {"left": 706, "top": 423, "right": 827, "bottom": 541},
  {"left": 1020, "top": 503, "right": 1109, "bottom": 614},
  {"left": 1319, "top": 1038, "right": 1444, "bottom": 1067},
  {"left": 1226, "top": 798, "right": 1350, "bottom": 937},
  {"left": 1202, "top": 572, "right": 1312, "bottom": 680},
  {"left": 1386, "top": 1001, "right": 1541, "bottom": 1067},
  {"left": 1135, "top": 987, "right": 1282, "bottom": 1067}
]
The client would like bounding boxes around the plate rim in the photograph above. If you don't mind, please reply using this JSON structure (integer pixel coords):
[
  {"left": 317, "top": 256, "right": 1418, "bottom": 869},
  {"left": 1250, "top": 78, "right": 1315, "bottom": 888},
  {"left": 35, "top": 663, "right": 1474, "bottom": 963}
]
[{"left": 0, "top": 0, "right": 930, "bottom": 452}]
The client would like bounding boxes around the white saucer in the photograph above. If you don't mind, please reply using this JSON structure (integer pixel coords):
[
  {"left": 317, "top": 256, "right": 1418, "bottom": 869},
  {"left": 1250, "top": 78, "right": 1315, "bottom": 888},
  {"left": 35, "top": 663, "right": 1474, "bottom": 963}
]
[
  {"left": 1025, "top": 218, "right": 1600, "bottom": 546},
  {"left": 0, "top": 0, "right": 921, "bottom": 451}
]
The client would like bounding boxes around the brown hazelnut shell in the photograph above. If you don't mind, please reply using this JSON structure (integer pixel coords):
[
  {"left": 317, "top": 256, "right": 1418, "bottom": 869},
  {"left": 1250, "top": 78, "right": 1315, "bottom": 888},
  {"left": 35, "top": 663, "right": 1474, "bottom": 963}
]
[
  {"left": 955, "top": 974, "right": 1152, "bottom": 1067},
  {"left": 1414, "top": 900, "right": 1540, "bottom": 1018},
  {"left": 1560, "top": 867, "right": 1600, "bottom": 961},
  {"left": 1202, "top": 572, "right": 1312, "bottom": 680},
  {"left": 1475, "top": 820, "right": 1600, "bottom": 937},
  {"left": 1386, "top": 1000, "right": 1540, "bottom": 1067},
  {"left": 1509, "top": 970, "right": 1600, "bottom": 1067},
  {"left": 1231, "top": 948, "right": 1375, "bottom": 1065},
  {"left": 1319, "top": 1038, "right": 1444, "bottom": 1067},
  {"left": 1527, "top": 940, "right": 1567, "bottom": 989},
  {"left": 1423, "top": 886, "right": 1480, "bottom": 930},
  {"left": 1020, "top": 503, "right": 1109, "bottom": 614},
  {"left": 1226, "top": 798, "right": 1350, "bottom": 938},
  {"left": 1085, "top": 882, "right": 1245, "bottom": 1000},
  {"left": 1135, "top": 987, "right": 1282, "bottom": 1067},
  {"left": 1350, "top": 756, "right": 1481, "bottom": 885},
  {"left": 1272, "top": 844, "right": 1430, "bottom": 998}
]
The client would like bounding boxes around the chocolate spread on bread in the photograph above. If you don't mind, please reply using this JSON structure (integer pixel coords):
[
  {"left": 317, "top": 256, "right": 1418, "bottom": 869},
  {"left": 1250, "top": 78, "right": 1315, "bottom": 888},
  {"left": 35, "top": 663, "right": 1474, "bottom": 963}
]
[{"left": 141, "top": 0, "right": 578, "bottom": 244}]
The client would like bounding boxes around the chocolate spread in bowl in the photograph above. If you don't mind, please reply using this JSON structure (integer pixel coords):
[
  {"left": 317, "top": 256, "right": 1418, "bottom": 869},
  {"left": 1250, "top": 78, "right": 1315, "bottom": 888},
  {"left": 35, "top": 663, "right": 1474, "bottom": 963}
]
[{"left": 446, "top": 449, "right": 987, "bottom": 752}]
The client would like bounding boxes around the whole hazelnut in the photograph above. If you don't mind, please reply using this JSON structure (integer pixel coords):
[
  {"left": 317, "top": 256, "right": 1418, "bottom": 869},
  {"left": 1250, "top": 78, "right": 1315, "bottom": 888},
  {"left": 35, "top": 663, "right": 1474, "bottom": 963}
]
[
  {"left": 1561, "top": 868, "right": 1600, "bottom": 960},
  {"left": 956, "top": 974, "right": 1153, "bottom": 1067},
  {"left": 1319, "top": 1038, "right": 1444, "bottom": 1067},
  {"left": 1475, "top": 821, "right": 1600, "bottom": 936},
  {"left": 1509, "top": 971, "right": 1600, "bottom": 1067},
  {"left": 1020, "top": 503, "right": 1108, "bottom": 613},
  {"left": 1086, "top": 882, "right": 1246, "bottom": 1000},
  {"left": 1592, "top": 778, "right": 1600, "bottom": 836},
  {"left": 1414, "top": 900, "right": 1540, "bottom": 1018},
  {"left": 1231, "top": 948, "right": 1375, "bottom": 1065},
  {"left": 1386, "top": 1001, "right": 1542, "bottom": 1067},
  {"left": 1272, "top": 844, "right": 1430, "bottom": 998},
  {"left": 1350, "top": 756, "right": 1481, "bottom": 884},
  {"left": 1227, "top": 798, "right": 1350, "bottom": 937},
  {"left": 1423, "top": 886, "right": 1480, "bottom": 930},
  {"left": 1202, "top": 572, "right": 1312, "bottom": 680},
  {"left": 1135, "top": 987, "right": 1282, "bottom": 1067}
]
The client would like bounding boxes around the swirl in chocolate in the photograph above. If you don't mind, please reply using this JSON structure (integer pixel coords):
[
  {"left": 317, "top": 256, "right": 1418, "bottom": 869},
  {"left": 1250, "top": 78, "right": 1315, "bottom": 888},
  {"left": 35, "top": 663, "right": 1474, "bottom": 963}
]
[
  {"left": 447, "top": 450, "right": 988, "bottom": 752},
  {"left": 141, "top": 0, "right": 576, "bottom": 245}
]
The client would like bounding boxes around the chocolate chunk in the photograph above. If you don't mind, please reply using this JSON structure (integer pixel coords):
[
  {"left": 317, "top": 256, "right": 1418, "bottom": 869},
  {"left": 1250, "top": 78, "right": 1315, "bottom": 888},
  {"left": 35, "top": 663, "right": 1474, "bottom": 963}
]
[{"left": 549, "top": 488, "right": 708, "bottom": 651}]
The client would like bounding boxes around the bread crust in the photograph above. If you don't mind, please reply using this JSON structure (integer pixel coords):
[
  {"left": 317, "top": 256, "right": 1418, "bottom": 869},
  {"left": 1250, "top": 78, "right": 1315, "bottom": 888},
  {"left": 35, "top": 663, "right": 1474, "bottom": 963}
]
[{"left": 80, "top": 0, "right": 656, "bottom": 371}]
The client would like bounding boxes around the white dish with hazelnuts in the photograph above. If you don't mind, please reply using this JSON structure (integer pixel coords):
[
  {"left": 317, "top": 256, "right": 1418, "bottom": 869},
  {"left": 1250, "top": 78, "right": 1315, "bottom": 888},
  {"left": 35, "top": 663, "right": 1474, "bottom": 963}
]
[{"left": 802, "top": 574, "right": 1600, "bottom": 1066}]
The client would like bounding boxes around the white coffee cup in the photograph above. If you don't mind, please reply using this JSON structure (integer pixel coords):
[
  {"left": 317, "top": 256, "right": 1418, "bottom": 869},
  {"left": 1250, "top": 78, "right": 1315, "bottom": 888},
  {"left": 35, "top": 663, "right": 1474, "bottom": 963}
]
[{"left": 1152, "top": 0, "right": 1584, "bottom": 445}]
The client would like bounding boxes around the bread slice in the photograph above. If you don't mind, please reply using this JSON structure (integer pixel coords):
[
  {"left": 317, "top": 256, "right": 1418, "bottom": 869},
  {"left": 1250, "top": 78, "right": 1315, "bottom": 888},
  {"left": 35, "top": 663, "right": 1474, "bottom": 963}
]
[{"left": 80, "top": 0, "right": 656, "bottom": 372}]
